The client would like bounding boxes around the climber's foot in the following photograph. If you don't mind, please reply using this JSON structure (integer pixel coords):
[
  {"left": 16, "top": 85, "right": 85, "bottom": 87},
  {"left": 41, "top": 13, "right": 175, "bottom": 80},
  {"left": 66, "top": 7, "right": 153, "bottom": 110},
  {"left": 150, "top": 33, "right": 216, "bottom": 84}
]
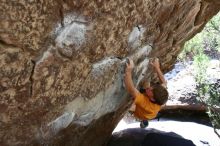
[{"left": 140, "top": 120, "right": 149, "bottom": 128}]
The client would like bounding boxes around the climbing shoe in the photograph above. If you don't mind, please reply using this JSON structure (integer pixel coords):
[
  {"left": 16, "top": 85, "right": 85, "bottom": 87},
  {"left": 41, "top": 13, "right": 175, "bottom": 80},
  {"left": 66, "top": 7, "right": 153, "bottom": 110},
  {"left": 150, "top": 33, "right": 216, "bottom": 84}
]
[{"left": 140, "top": 120, "right": 149, "bottom": 128}]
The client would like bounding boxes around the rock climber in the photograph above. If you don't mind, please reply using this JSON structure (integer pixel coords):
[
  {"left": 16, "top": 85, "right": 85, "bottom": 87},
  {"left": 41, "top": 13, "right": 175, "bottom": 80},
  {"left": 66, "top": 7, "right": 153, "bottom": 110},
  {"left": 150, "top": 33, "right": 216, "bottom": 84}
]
[{"left": 124, "top": 58, "right": 169, "bottom": 128}]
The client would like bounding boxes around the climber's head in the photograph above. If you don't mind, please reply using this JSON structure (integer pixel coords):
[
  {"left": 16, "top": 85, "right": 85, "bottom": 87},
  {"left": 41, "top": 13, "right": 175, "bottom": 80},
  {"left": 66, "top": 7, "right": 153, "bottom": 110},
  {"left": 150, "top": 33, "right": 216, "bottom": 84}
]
[
  {"left": 147, "top": 84, "right": 168, "bottom": 105},
  {"left": 140, "top": 81, "right": 168, "bottom": 105}
]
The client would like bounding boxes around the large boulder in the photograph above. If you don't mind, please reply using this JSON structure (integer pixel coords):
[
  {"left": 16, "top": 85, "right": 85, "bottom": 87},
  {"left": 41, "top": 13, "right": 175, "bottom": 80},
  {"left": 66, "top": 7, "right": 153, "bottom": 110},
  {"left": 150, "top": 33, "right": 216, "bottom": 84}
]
[
  {"left": 108, "top": 128, "right": 195, "bottom": 146},
  {"left": 0, "top": 0, "right": 220, "bottom": 145}
]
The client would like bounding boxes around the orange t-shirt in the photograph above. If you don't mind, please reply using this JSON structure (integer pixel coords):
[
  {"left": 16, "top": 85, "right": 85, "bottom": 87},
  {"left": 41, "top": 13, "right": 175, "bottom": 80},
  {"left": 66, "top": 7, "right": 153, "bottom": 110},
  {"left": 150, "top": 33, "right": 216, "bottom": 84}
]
[{"left": 134, "top": 92, "right": 161, "bottom": 120}]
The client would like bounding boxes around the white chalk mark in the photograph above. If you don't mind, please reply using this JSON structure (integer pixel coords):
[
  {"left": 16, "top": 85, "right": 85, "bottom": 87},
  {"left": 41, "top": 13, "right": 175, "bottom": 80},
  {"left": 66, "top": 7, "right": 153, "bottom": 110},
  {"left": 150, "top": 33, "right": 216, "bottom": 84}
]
[
  {"left": 47, "top": 112, "right": 76, "bottom": 135},
  {"left": 56, "top": 22, "right": 86, "bottom": 49},
  {"left": 128, "top": 25, "right": 145, "bottom": 49}
]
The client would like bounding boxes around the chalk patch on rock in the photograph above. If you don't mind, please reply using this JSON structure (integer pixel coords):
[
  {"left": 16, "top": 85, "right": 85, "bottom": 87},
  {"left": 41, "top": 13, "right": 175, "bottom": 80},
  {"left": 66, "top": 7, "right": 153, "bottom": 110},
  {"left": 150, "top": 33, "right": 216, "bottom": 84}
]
[
  {"left": 136, "top": 58, "right": 150, "bottom": 86},
  {"left": 91, "top": 57, "right": 121, "bottom": 78},
  {"left": 65, "top": 95, "right": 102, "bottom": 126},
  {"left": 56, "top": 22, "right": 86, "bottom": 49},
  {"left": 47, "top": 112, "right": 76, "bottom": 134},
  {"left": 134, "top": 45, "right": 152, "bottom": 72},
  {"left": 64, "top": 59, "right": 125, "bottom": 126},
  {"left": 64, "top": 83, "right": 124, "bottom": 126},
  {"left": 53, "top": 13, "right": 90, "bottom": 58},
  {"left": 54, "top": 13, "right": 87, "bottom": 35},
  {"left": 63, "top": 13, "right": 87, "bottom": 26},
  {"left": 134, "top": 45, "right": 152, "bottom": 58},
  {"left": 127, "top": 45, "right": 152, "bottom": 87},
  {"left": 40, "top": 112, "right": 76, "bottom": 140},
  {"left": 128, "top": 25, "right": 146, "bottom": 49},
  {"left": 65, "top": 83, "right": 124, "bottom": 126},
  {"left": 36, "top": 46, "right": 54, "bottom": 65}
]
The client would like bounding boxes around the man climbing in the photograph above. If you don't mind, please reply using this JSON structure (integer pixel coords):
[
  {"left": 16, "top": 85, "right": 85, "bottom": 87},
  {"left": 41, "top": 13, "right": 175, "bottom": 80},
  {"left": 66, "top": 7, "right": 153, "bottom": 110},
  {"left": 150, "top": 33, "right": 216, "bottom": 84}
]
[{"left": 124, "top": 58, "right": 169, "bottom": 128}]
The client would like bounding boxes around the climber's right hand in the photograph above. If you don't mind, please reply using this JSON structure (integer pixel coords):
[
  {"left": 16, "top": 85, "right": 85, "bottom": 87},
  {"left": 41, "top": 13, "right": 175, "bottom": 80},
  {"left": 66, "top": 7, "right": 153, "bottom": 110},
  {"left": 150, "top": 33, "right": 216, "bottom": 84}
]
[
  {"left": 150, "top": 58, "right": 160, "bottom": 69},
  {"left": 125, "top": 58, "right": 134, "bottom": 72}
]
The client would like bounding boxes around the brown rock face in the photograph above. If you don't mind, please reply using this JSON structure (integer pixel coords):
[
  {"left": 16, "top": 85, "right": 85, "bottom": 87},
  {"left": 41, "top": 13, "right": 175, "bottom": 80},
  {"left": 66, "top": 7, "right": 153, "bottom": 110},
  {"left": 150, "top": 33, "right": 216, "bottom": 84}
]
[{"left": 0, "top": 0, "right": 220, "bottom": 146}]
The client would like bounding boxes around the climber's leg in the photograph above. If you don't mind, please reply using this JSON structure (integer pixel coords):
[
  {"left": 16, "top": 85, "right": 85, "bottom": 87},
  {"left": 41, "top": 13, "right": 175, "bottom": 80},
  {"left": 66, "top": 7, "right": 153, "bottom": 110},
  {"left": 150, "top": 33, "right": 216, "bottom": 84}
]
[{"left": 129, "top": 103, "right": 136, "bottom": 112}]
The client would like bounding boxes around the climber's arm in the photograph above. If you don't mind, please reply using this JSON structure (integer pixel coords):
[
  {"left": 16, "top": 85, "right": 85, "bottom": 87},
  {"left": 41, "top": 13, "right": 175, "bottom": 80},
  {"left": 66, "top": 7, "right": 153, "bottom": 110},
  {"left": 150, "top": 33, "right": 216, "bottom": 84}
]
[
  {"left": 124, "top": 59, "right": 140, "bottom": 98},
  {"left": 151, "top": 58, "right": 167, "bottom": 87}
]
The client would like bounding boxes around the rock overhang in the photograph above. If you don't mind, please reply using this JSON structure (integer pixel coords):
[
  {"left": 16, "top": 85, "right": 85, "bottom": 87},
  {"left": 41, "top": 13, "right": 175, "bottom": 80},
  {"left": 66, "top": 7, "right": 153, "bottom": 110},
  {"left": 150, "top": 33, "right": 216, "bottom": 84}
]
[{"left": 0, "top": 0, "right": 220, "bottom": 145}]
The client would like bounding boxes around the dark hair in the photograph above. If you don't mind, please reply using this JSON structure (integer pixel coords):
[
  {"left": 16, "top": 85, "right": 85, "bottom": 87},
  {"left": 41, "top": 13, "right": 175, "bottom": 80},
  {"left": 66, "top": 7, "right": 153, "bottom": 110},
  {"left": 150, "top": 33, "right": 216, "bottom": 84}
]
[
  {"left": 139, "top": 88, "right": 145, "bottom": 93},
  {"left": 152, "top": 84, "right": 169, "bottom": 105}
]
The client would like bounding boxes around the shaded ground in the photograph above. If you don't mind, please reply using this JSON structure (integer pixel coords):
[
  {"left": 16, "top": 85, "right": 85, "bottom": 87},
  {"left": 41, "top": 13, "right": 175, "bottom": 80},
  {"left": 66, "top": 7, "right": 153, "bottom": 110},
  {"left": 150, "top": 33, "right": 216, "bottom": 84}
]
[
  {"left": 109, "top": 128, "right": 195, "bottom": 146},
  {"left": 113, "top": 120, "right": 220, "bottom": 146}
]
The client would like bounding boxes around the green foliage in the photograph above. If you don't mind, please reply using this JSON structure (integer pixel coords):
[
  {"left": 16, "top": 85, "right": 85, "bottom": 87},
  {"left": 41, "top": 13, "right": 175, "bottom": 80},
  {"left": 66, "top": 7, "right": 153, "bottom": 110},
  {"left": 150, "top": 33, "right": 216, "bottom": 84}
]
[
  {"left": 208, "top": 83, "right": 220, "bottom": 137},
  {"left": 207, "top": 82, "right": 220, "bottom": 106},
  {"left": 178, "top": 12, "right": 220, "bottom": 137},
  {"left": 193, "top": 53, "right": 210, "bottom": 85},
  {"left": 178, "top": 12, "right": 220, "bottom": 61},
  {"left": 193, "top": 54, "right": 220, "bottom": 136},
  {"left": 178, "top": 34, "right": 203, "bottom": 61}
]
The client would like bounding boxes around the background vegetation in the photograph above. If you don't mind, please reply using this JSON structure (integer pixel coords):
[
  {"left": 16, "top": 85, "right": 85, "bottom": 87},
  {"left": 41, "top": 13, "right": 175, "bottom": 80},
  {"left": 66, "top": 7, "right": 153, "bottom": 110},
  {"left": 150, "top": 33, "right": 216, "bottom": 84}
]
[
  {"left": 179, "top": 12, "right": 220, "bottom": 61},
  {"left": 178, "top": 12, "right": 220, "bottom": 137}
]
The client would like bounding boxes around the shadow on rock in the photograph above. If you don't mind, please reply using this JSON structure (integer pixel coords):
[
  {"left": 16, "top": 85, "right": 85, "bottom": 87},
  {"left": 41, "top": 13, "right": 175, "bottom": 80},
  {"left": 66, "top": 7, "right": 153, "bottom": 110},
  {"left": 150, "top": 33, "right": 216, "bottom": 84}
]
[{"left": 107, "top": 128, "right": 195, "bottom": 146}]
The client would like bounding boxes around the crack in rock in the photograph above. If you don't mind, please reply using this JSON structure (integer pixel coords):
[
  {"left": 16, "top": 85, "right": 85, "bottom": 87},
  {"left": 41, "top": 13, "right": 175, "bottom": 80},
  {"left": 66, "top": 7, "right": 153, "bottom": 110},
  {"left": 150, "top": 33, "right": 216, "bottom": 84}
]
[{"left": 29, "top": 60, "right": 36, "bottom": 97}]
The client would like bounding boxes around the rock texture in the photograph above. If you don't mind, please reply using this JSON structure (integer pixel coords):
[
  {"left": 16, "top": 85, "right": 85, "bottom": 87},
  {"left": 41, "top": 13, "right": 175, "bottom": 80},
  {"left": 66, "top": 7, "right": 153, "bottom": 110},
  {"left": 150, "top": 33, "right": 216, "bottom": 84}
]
[{"left": 0, "top": 0, "right": 220, "bottom": 146}]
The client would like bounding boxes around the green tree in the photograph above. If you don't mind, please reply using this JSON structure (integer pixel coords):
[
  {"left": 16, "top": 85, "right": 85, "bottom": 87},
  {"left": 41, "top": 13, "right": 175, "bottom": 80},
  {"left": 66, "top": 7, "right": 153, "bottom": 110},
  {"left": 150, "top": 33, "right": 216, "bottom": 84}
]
[
  {"left": 193, "top": 53, "right": 220, "bottom": 138},
  {"left": 179, "top": 12, "right": 220, "bottom": 137},
  {"left": 179, "top": 12, "right": 220, "bottom": 61}
]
